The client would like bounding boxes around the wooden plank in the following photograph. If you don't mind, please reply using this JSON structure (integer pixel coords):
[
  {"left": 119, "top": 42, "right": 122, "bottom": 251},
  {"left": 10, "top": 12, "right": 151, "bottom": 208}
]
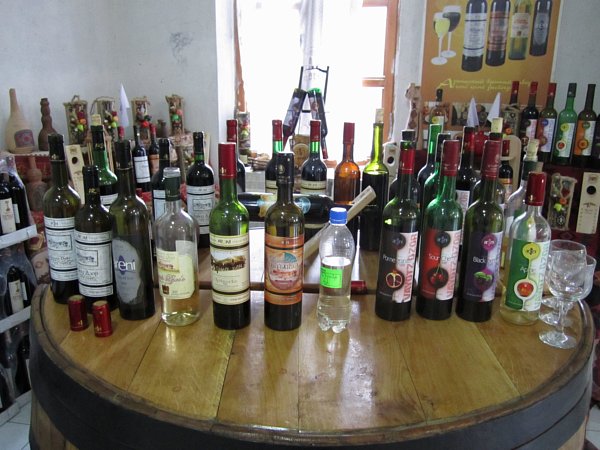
[
  {"left": 217, "top": 291, "right": 299, "bottom": 429},
  {"left": 299, "top": 294, "right": 425, "bottom": 431},
  {"left": 128, "top": 290, "right": 233, "bottom": 420},
  {"left": 42, "top": 290, "right": 72, "bottom": 346}
]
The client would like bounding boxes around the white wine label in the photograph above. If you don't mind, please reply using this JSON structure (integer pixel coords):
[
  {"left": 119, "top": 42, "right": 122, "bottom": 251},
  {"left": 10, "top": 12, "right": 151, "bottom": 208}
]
[
  {"left": 510, "top": 13, "right": 531, "bottom": 38},
  {"left": 12, "top": 202, "right": 20, "bottom": 225},
  {"left": 157, "top": 241, "right": 197, "bottom": 300},
  {"left": 187, "top": 185, "right": 215, "bottom": 228},
  {"left": 76, "top": 232, "right": 114, "bottom": 294},
  {"left": 538, "top": 118, "right": 556, "bottom": 153},
  {"left": 112, "top": 238, "right": 143, "bottom": 305},
  {"left": 101, "top": 193, "right": 118, "bottom": 207},
  {"left": 300, "top": 179, "right": 327, "bottom": 194},
  {"left": 153, "top": 190, "right": 166, "bottom": 220},
  {"left": 0, "top": 198, "right": 16, "bottom": 233},
  {"left": 210, "top": 232, "right": 250, "bottom": 305},
  {"left": 463, "top": 12, "right": 487, "bottom": 57},
  {"left": 45, "top": 216, "right": 78, "bottom": 279},
  {"left": 133, "top": 156, "right": 151, "bottom": 183},
  {"left": 8, "top": 279, "right": 24, "bottom": 313}
]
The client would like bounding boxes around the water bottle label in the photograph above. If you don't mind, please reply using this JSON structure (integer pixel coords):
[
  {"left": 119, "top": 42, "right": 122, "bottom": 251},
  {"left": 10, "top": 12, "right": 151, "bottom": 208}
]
[
  {"left": 265, "top": 233, "right": 303, "bottom": 305},
  {"left": 210, "top": 233, "right": 250, "bottom": 305},
  {"left": 462, "top": 231, "right": 503, "bottom": 302},
  {"left": 418, "top": 229, "right": 460, "bottom": 301},
  {"left": 320, "top": 266, "right": 343, "bottom": 289},
  {"left": 504, "top": 239, "right": 549, "bottom": 311},
  {"left": 376, "top": 230, "right": 418, "bottom": 303},
  {"left": 157, "top": 241, "right": 197, "bottom": 300}
]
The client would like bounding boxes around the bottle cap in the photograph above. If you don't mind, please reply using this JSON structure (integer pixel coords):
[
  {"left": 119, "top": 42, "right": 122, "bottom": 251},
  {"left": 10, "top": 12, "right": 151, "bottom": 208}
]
[
  {"left": 68, "top": 295, "right": 89, "bottom": 332},
  {"left": 218, "top": 142, "right": 237, "bottom": 179},
  {"left": 343, "top": 122, "right": 355, "bottom": 145},
  {"left": 441, "top": 140, "right": 460, "bottom": 176},
  {"left": 82, "top": 165, "right": 100, "bottom": 190},
  {"left": 92, "top": 300, "right": 113, "bottom": 338},
  {"left": 48, "top": 133, "right": 66, "bottom": 161},
  {"left": 481, "top": 140, "right": 501, "bottom": 179},
  {"left": 525, "top": 172, "right": 547, "bottom": 206},
  {"left": 436, "top": 132, "right": 452, "bottom": 157},
  {"left": 275, "top": 152, "right": 295, "bottom": 185},
  {"left": 568, "top": 83, "right": 577, "bottom": 97},
  {"left": 547, "top": 82, "right": 557, "bottom": 97},
  {"left": 401, "top": 129, "right": 416, "bottom": 141},
  {"left": 374, "top": 108, "right": 384, "bottom": 124},
  {"left": 115, "top": 140, "right": 132, "bottom": 169},
  {"left": 272, "top": 120, "right": 283, "bottom": 141},
  {"left": 329, "top": 207, "right": 347, "bottom": 225},
  {"left": 164, "top": 167, "right": 181, "bottom": 200},
  {"left": 310, "top": 120, "right": 321, "bottom": 142},
  {"left": 530, "top": 81, "right": 538, "bottom": 95},
  {"left": 158, "top": 138, "right": 171, "bottom": 160}
]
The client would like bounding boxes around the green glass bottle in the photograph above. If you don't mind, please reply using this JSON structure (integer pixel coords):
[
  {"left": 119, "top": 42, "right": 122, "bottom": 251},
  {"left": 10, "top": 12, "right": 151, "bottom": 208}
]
[
  {"left": 89, "top": 114, "right": 118, "bottom": 207},
  {"left": 422, "top": 132, "right": 451, "bottom": 214},
  {"left": 535, "top": 82, "right": 557, "bottom": 163},
  {"left": 551, "top": 83, "right": 577, "bottom": 165},
  {"left": 456, "top": 140, "right": 504, "bottom": 322},
  {"left": 43, "top": 134, "right": 81, "bottom": 304},
  {"left": 573, "top": 84, "right": 597, "bottom": 167},
  {"left": 209, "top": 142, "right": 251, "bottom": 330}
]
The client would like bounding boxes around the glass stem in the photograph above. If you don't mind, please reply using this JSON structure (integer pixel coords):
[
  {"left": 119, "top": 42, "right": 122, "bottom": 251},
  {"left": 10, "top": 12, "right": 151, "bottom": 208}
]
[
  {"left": 438, "top": 37, "right": 443, "bottom": 58},
  {"left": 555, "top": 298, "right": 571, "bottom": 335},
  {"left": 447, "top": 32, "right": 452, "bottom": 51}
]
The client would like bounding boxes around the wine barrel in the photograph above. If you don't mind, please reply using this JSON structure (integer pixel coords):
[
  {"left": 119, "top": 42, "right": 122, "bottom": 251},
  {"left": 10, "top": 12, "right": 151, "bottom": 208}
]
[{"left": 29, "top": 281, "right": 592, "bottom": 450}]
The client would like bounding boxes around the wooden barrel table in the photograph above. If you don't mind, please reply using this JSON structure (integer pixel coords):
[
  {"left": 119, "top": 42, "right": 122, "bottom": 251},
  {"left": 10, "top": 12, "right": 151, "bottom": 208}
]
[{"left": 29, "top": 267, "right": 593, "bottom": 450}]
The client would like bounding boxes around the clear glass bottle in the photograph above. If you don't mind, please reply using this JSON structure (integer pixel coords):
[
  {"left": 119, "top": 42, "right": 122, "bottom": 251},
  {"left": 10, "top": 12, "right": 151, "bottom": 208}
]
[
  {"left": 155, "top": 167, "right": 200, "bottom": 327},
  {"left": 317, "top": 207, "right": 356, "bottom": 333}
]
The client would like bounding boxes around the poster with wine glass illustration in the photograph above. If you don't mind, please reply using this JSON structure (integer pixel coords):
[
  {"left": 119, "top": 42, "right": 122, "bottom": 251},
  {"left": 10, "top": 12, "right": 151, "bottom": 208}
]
[{"left": 421, "top": 0, "right": 560, "bottom": 131}]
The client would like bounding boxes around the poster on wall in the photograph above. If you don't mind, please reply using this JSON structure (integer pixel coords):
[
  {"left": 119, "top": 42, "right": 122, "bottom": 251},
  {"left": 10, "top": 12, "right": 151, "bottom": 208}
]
[{"left": 421, "top": 0, "right": 560, "bottom": 131}]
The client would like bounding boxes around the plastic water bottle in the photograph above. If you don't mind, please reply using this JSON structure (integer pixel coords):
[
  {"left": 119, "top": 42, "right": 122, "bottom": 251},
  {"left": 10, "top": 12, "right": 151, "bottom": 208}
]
[{"left": 317, "top": 207, "right": 356, "bottom": 333}]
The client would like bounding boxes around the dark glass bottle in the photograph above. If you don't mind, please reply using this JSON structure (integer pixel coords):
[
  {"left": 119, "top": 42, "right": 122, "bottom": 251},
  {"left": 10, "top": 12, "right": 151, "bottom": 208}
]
[
  {"left": 502, "top": 81, "right": 521, "bottom": 136},
  {"left": 422, "top": 132, "right": 452, "bottom": 214},
  {"left": 429, "top": 89, "right": 446, "bottom": 127},
  {"left": 456, "top": 126, "right": 479, "bottom": 216},
  {"left": 573, "top": 84, "right": 597, "bottom": 168},
  {"left": 209, "top": 142, "right": 251, "bottom": 330},
  {"left": 4, "top": 266, "right": 26, "bottom": 315},
  {"left": 462, "top": 0, "right": 488, "bottom": 72},
  {"left": 551, "top": 83, "right": 577, "bottom": 165},
  {"left": 109, "top": 140, "right": 155, "bottom": 320},
  {"left": 360, "top": 111, "right": 389, "bottom": 251},
  {"left": 239, "top": 192, "right": 333, "bottom": 227},
  {"left": 0, "top": 365, "right": 12, "bottom": 412},
  {"left": 265, "top": 120, "right": 284, "bottom": 194},
  {"left": 519, "top": 81, "right": 539, "bottom": 149},
  {"left": 486, "top": 0, "right": 511, "bottom": 66},
  {"left": 282, "top": 88, "right": 307, "bottom": 150},
  {"left": 389, "top": 130, "right": 419, "bottom": 204},
  {"left": 132, "top": 125, "right": 151, "bottom": 192},
  {"left": 375, "top": 137, "right": 419, "bottom": 321},
  {"left": 473, "top": 129, "right": 506, "bottom": 207},
  {"left": 416, "top": 140, "right": 463, "bottom": 320},
  {"left": 529, "top": 0, "right": 552, "bottom": 56},
  {"left": 264, "top": 152, "right": 304, "bottom": 331},
  {"left": 186, "top": 131, "right": 215, "bottom": 248},
  {"left": 456, "top": 140, "right": 504, "bottom": 322},
  {"left": 226, "top": 119, "right": 246, "bottom": 193},
  {"left": 592, "top": 118, "right": 600, "bottom": 170},
  {"left": 147, "top": 123, "right": 160, "bottom": 177},
  {"left": 151, "top": 138, "right": 171, "bottom": 221},
  {"left": 417, "top": 123, "right": 443, "bottom": 206},
  {"left": 6, "top": 156, "right": 30, "bottom": 230},
  {"left": 75, "top": 165, "right": 117, "bottom": 312},
  {"left": 15, "top": 335, "right": 30, "bottom": 395},
  {"left": 300, "top": 120, "right": 328, "bottom": 196},
  {"left": 536, "top": 82, "right": 557, "bottom": 163},
  {"left": 90, "top": 118, "right": 118, "bottom": 207},
  {"left": 498, "top": 139, "right": 514, "bottom": 204},
  {"left": 43, "top": 134, "right": 81, "bottom": 303},
  {"left": 334, "top": 122, "right": 360, "bottom": 204},
  {"left": 0, "top": 171, "right": 16, "bottom": 235}
]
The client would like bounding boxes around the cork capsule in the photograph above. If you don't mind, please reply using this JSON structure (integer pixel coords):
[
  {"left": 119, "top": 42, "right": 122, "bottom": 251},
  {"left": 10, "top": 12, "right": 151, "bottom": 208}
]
[
  {"left": 68, "top": 294, "right": 88, "bottom": 332},
  {"left": 92, "top": 300, "right": 113, "bottom": 337}
]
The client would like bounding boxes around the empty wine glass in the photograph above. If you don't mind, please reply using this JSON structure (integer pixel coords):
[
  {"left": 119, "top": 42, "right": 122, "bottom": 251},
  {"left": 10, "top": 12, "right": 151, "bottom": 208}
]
[
  {"left": 539, "top": 247, "right": 591, "bottom": 349},
  {"left": 442, "top": 5, "right": 461, "bottom": 58},
  {"left": 431, "top": 13, "right": 450, "bottom": 65}
]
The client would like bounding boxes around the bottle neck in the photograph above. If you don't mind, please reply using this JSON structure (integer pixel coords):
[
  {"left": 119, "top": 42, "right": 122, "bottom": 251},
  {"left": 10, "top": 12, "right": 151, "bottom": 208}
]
[
  {"left": 117, "top": 166, "right": 136, "bottom": 197},
  {"left": 277, "top": 181, "right": 293, "bottom": 204},
  {"left": 51, "top": 161, "right": 70, "bottom": 187},
  {"left": 91, "top": 129, "right": 110, "bottom": 171},
  {"left": 480, "top": 176, "right": 498, "bottom": 202},
  {"left": 585, "top": 87, "right": 595, "bottom": 109},
  {"left": 509, "top": 91, "right": 518, "bottom": 105},
  {"left": 438, "top": 173, "right": 457, "bottom": 200},
  {"left": 397, "top": 171, "right": 413, "bottom": 200},
  {"left": 525, "top": 204, "right": 543, "bottom": 217},
  {"left": 219, "top": 175, "right": 238, "bottom": 202},
  {"left": 545, "top": 95, "right": 555, "bottom": 109},
  {"left": 272, "top": 138, "right": 283, "bottom": 158},
  {"left": 342, "top": 141, "right": 354, "bottom": 162},
  {"left": 370, "top": 123, "right": 384, "bottom": 163},
  {"left": 85, "top": 188, "right": 102, "bottom": 206},
  {"left": 309, "top": 136, "right": 321, "bottom": 158},
  {"left": 194, "top": 148, "right": 205, "bottom": 165},
  {"left": 528, "top": 91, "right": 537, "bottom": 107},
  {"left": 164, "top": 197, "right": 182, "bottom": 213}
]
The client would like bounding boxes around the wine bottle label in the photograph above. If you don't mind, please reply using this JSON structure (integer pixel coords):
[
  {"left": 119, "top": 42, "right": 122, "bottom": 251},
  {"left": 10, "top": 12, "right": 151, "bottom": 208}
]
[
  {"left": 12, "top": 202, "right": 20, "bottom": 225},
  {"left": 488, "top": 12, "right": 509, "bottom": 51},
  {"left": 112, "top": 236, "right": 152, "bottom": 305},
  {"left": 510, "top": 13, "right": 530, "bottom": 38},
  {"left": 554, "top": 123, "right": 576, "bottom": 158},
  {"left": 75, "top": 230, "right": 114, "bottom": 297},
  {"left": 463, "top": 13, "right": 487, "bottom": 57},
  {"left": 300, "top": 179, "right": 327, "bottom": 195},
  {"left": 537, "top": 118, "right": 556, "bottom": 153},
  {"left": 21, "top": 281, "right": 28, "bottom": 302},
  {"left": 419, "top": 229, "right": 460, "bottom": 301},
  {"left": 133, "top": 156, "right": 151, "bottom": 183},
  {"left": 44, "top": 216, "right": 78, "bottom": 281},
  {"left": 8, "top": 279, "right": 24, "bottom": 313},
  {"left": 504, "top": 239, "right": 549, "bottom": 311},
  {"left": 265, "top": 234, "right": 304, "bottom": 305},
  {"left": 265, "top": 179, "right": 277, "bottom": 194},
  {"left": 523, "top": 119, "right": 538, "bottom": 140},
  {"left": 153, "top": 190, "right": 166, "bottom": 220},
  {"left": 574, "top": 120, "right": 596, "bottom": 156},
  {"left": 376, "top": 230, "right": 418, "bottom": 303},
  {"left": 532, "top": 12, "right": 550, "bottom": 47},
  {"left": 186, "top": 185, "right": 215, "bottom": 233},
  {"left": 210, "top": 233, "right": 250, "bottom": 305},
  {"left": 462, "top": 231, "right": 503, "bottom": 302},
  {"left": 101, "top": 193, "right": 118, "bottom": 207},
  {"left": 456, "top": 190, "right": 470, "bottom": 244},
  {"left": 157, "top": 241, "right": 197, "bottom": 300},
  {"left": 0, "top": 198, "right": 16, "bottom": 234}
]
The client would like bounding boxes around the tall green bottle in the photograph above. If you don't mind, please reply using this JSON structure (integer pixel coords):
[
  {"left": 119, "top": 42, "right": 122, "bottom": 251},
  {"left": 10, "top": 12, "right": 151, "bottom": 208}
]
[
  {"left": 89, "top": 114, "right": 118, "bottom": 207},
  {"left": 551, "top": 83, "right": 577, "bottom": 165}
]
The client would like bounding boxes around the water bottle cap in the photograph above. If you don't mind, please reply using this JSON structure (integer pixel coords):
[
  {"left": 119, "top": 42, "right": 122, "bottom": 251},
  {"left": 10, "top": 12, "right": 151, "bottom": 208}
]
[{"left": 329, "top": 207, "right": 347, "bottom": 224}]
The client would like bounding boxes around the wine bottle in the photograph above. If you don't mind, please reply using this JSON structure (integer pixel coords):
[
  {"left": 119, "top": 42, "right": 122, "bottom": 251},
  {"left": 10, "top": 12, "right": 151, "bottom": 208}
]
[
  {"left": 529, "top": 0, "right": 552, "bottom": 56},
  {"left": 265, "top": 120, "right": 284, "bottom": 194},
  {"left": 498, "top": 139, "right": 514, "bottom": 204},
  {"left": 429, "top": 89, "right": 446, "bottom": 126},
  {"left": 147, "top": 123, "right": 160, "bottom": 176},
  {"left": 551, "top": 83, "right": 577, "bottom": 165},
  {"left": 43, "top": 134, "right": 81, "bottom": 304},
  {"left": 422, "top": 132, "right": 452, "bottom": 214},
  {"left": 502, "top": 81, "right": 521, "bottom": 136},
  {"left": 5, "top": 156, "right": 30, "bottom": 231},
  {"left": 239, "top": 192, "right": 333, "bottom": 226},
  {"left": 508, "top": 0, "right": 532, "bottom": 60},
  {"left": 456, "top": 140, "right": 504, "bottom": 322},
  {"left": 308, "top": 88, "right": 329, "bottom": 159},
  {"left": 500, "top": 172, "right": 550, "bottom": 325},
  {"left": 389, "top": 129, "right": 419, "bottom": 204},
  {"left": 226, "top": 119, "right": 246, "bottom": 193},
  {"left": 334, "top": 122, "right": 360, "bottom": 204},
  {"left": 0, "top": 171, "right": 16, "bottom": 236},
  {"left": 573, "top": 84, "right": 597, "bottom": 168},
  {"left": 375, "top": 137, "right": 419, "bottom": 321},
  {"left": 416, "top": 140, "right": 463, "bottom": 320},
  {"left": 132, "top": 126, "right": 151, "bottom": 192},
  {"left": 209, "top": 142, "right": 251, "bottom": 330},
  {"left": 4, "top": 266, "right": 26, "bottom": 315},
  {"left": 417, "top": 123, "right": 443, "bottom": 204},
  {"left": 282, "top": 88, "right": 307, "bottom": 150},
  {"left": 360, "top": 110, "right": 389, "bottom": 251},
  {"left": 264, "top": 152, "right": 304, "bottom": 331},
  {"left": 462, "top": 0, "right": 488, "bottom": 72},
  {"left": 155, "top": 167, "right": 200, "bottom": 327},
  {"left": 90, "top": 114, "right": 118, "bottom": 208},
  {"left": 186, "top": 131, "right": 215, "bottom": 248},
  {"left": 536, "top": 82, "right": 557, "bottom": 163},
  {"left": 15, "top": 335, "right": 30, "bottom": 395},
  {"left": 151, "top": 138, "right": 170, "bottom": 221},
  {"left": 519, "top": 81, "right": 539, "bottom": 149},
  {"left": 456, "top": 126, "right": 479, "bottom": 218},
  {"left": 486, "top": 0, "right": 511, "bottom": 66},
  {"left": 300, "top": 120, "right": 328, "bottom": 196},
  {"left": 74, "top": 165, "right": 117, "bottom": 312},
  {"left": 109, "top": 140, "right": 155, "bottom": 320}
]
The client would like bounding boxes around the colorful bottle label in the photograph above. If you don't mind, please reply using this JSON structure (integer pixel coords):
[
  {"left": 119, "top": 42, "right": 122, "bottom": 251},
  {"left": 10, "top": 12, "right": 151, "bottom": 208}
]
[
  {"left": 8, "top": 279, "right": 24, "bottom": 313},
  {"left": 510, "top": 13, "right": 531, "bottom": 38},
  {"left": 574, "top": 120, "right": 596, "bottom": 156},
  {"left": 487, "top": 12, "right": 509, "bottom": 51},
  {"left": 210, "top": 233, "right": 250, "bottom": 305},
  {"left": 133, "top": 156, "right": 151, "bottom": 183},
  {"left": 537, "top": 118, "right": 556, "bottom": 154},
  {"left": 157, "top": 240, "right": 197, "bottom": 300},
  {"left": 377, "top": 230, "right": 418, "bottom": 303},
  {"left": 0, "top": 198, "right": 16, "bottom": 234},
  {"left": 523, "top": 119, "right": 538, "bottom": 140},
  {"left": 419, "top": 229, "right": 461, "bottom": 301},
  {"left": 75, "top": 230, "right": 114, "bottom": 297},
  {"left": 431, "top": 115, "right": 445, "bottom": 126},
  {"left": 265, "top": 233, "right": 304, "bottom": 305},
  {"left": 463, "top": 12, "right": 487, "bottom": 57},
  {"left": 554, "top": 122, "right": 576, "bottom": 158},
  {"left": 112, "top": 235, "right": 151, "bottom": 305},
  {"left": 300, "top": 179, "right": 327, "bottom": 195},
  {"left": 504, "top": 239, "right": 550, "bottom": 311},
  {"left": 186, "top": 185, "right": 214, "bottom": 234},
  {"left": 462, "top": 231, "right": 503, "bottom": 302},
  {"left": 45, "top": 216, "right": 78, "bottom": 281}
]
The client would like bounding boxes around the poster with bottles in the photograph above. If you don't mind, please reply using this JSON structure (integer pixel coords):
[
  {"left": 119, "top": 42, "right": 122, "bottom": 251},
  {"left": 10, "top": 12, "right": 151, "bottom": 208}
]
[{"left": 421, "top": 0, "right": 560, "bottom": 131}]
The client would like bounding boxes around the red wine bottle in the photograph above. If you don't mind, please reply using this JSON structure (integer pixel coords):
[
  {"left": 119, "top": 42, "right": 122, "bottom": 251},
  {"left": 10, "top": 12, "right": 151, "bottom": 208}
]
[
  {"left": 519, "top": 81, "right": 539, "bottom": 150},
  {"left": 265, "top": 120, "right": 283, "bottom": 194},
  {"left": 573, "top": 84, "right": 597, "bottom": 168},
  {"left": 4, "top": 266, "right": 26, "bottom": 315},
  {"left": 226, "top": 119, "right": 246, "bottom": 192},
  {"left": 132, "top": 125, "right": 151, "bottom": 192},
  {"left": 416, "top": 140, "right": 463, "bottom": 320},
  {"left": 536, "top": 82, "right": 557, "bottom": 163},
  {"left": 300, "top": 120, "right": 328, "bottom": 196},
  {"left": 456, "top": 126, "right": 479, "bottom": 215},
  {"left": 151, "top": 138, "right": 171, "bottom": 221},
  {"left": 486, "top": 0, "right": 511, "bottom": 66}
]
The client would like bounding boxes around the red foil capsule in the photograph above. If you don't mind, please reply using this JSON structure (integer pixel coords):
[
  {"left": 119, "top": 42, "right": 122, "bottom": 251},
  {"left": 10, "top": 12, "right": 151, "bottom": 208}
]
[
  {"left": 351, "top": 280, "right": 367, "bottom": 295},
  {"left": 68, "top": 295, "right": 88, "bottom": 331},
  {"left": 92, "top": 300, "right": 113, "bottom": 337}
]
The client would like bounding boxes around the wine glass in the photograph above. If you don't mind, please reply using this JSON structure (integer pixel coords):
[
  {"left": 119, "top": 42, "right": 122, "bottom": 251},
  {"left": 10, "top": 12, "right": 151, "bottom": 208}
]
[
  {"left": 431, "top": 13, "right": 450, "bottom": 65},
  {"left": 539, "top": 240, "right": 587, "bottom": 326},
  {"left": 441, "top": 6, "right": 461, "bottom": 58},
  {"left": 539, "top": 246, "right": 590, "bottom": 349}
]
